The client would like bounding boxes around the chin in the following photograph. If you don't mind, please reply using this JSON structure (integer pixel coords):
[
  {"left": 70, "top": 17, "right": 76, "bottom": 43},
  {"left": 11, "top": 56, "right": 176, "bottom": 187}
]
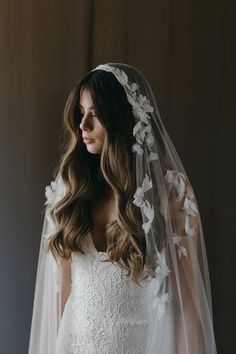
[{"left": 86, "top": 147, "right": 102, "bottom": 155}]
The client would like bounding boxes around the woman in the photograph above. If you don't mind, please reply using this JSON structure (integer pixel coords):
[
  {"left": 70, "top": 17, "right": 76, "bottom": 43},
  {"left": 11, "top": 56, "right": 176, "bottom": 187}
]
[{"left": 28, "top": 63, "right": 217, "bottom": 354}]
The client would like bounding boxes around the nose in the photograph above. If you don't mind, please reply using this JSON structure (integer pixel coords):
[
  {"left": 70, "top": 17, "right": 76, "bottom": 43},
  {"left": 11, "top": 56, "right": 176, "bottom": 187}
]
[{"left": 79, "top": 114, "right": 92, "bottom": 132}]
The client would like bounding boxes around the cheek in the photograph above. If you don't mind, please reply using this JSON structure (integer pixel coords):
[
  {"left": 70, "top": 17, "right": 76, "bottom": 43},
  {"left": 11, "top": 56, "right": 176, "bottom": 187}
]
[
  {"left": 97, "top": 124, "right": 106, "bottom": 141},
  {"left": 101, "top": 129, "right": 106, "bottom": 140}
]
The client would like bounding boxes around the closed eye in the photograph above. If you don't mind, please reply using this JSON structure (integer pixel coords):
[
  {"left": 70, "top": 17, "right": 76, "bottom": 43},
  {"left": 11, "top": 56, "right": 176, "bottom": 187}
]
[
  {"left": 80, "top": 113, "right": 97, "bottom": 118},
  {"left": 80, "top": 111, "right": 97, "bottom": 118}
]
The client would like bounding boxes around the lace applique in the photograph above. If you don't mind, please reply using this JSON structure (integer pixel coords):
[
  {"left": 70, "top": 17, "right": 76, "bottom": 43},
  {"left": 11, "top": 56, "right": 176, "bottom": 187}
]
[
  {"left": 132, "top": 174, "right": 154, "bottom": 233},
  {"left": 147, "top": 248, "right": 170, "bottom": 320},
  {"left": 92, "top": 65, "right": 171, "bottom": 319},
  {"left": 92, "top": 64, "right": 159, "bottom": 163},
  {"left": 164, "top": 169, "right": 199, "bottom": 259},
  {"left": 43, "top": 174, "right": 67, "bottom": 251},
  {"left": 44, "top": 174, "right": 67, "bottom": 208}
]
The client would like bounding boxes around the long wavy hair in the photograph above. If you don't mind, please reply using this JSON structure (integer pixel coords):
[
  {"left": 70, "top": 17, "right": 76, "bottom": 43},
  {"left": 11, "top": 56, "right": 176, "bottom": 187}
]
[{"left": 47, "top": 69, "right": 148, "bottom": 286}]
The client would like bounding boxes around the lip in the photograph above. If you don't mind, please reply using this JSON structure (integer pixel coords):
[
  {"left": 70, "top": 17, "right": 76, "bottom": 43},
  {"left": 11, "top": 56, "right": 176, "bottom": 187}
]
[{"left": 83, "top": 137, "right": 94, "bottom": 143}]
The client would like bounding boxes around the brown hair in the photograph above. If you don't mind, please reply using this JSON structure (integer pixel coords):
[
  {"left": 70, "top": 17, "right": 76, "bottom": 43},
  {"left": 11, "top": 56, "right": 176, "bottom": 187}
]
[{"left": 47, "top": 69, "right": 148, "bottom": 286}]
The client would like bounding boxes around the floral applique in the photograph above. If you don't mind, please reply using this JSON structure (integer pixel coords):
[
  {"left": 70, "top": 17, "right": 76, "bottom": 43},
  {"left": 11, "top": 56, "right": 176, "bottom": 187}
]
[
  {"left": 93, "top": 64, "right": 159, "bottom": 163},
  {"left": 164, "top": 169, "right": 199, "bottom": 259},
  {"left": 132, "top": 175, "right": 154, "bottom": 233},
  {"left": 153, "top": 293, "right": 170, "bottom": 320},
  {"left": 43, "top": 175, "right": 67, "bottom": 251},
  {"left": 45, "top": 180, "right": 57, "bottom": 206},
  {"left": 91, "top": 65, "right": 200, "bottom": 322},
  {"left": 148, "top": 249, "right": 171, "bottom": 318}
]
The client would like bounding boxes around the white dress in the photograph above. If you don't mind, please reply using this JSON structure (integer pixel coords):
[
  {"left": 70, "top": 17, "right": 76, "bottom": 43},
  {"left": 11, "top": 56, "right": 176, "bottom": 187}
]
[{"left": 55, "top": 232, "right": 150, "bottom": 354}]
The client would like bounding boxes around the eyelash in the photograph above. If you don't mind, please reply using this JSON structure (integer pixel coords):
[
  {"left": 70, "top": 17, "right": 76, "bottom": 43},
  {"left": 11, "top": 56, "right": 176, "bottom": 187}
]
[{"left": 80, "top": 112, "right": 97, "bottom": 118}]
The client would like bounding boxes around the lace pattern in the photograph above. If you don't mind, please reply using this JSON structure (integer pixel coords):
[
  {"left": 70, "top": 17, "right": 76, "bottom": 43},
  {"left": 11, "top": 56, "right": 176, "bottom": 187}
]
[{"left": 55, "top": 234, "right": 151, "bottom": 354}]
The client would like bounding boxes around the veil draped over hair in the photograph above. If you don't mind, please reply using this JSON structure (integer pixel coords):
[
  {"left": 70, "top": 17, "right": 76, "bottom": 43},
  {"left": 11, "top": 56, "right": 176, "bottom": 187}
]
[{"left": 28, "top": 63, "right": 217, "bottom": 354}]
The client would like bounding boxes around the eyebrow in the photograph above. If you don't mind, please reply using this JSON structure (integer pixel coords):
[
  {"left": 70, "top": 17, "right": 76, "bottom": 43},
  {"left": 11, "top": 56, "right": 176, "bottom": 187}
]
[{"left": 79, "top": 103, "right": 95, "bottom": 109}]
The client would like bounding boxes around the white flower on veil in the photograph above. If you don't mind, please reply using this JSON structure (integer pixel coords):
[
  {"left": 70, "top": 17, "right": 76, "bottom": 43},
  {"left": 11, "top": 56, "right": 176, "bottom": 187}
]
[
  {"left": 108, "top": 66, "right": 158, "bottom": 169},
  {"left": 177, "top": 245, "right": 187, "bottom": 258},
  {"left": 131, "top": 92, "right": 153, "bottom": 122},
  {"left": 152, "top": 293, "right": 170, "bottom": 320},
  {"left": 132, "top": 175, "right": 153, "bottom": 208},
  {"left": 155, "top": 250, "right": 171, "bottom": 286},
  {"left": 183, "top": 195, "right": 198, "bottom": 217},
  {"left": 184, "top": 215, "right": 197, "bottom": 238},
  {"left": 132, "top": 175, "right": 154, "bottom": 233},
  {"left": 148, "top": 249, "right": 170, "bottom": 318},
  {"left": 45, "top": 180, "right": 57, "bottom": 206},
  {"left": 131, "top": 142, "right": 144, "bottom": 155},
  {"left": 147, "top": 150, "right": 159, "bottom": 162},
  {"left": 172, "top": 233, "right": 182, "bottom": 245},
  {"left": 145, "top": 132, "right": 154, "bottom": 147},
  {"left": 142, "top": 200, "right": 154, "bottom": 233},
  {"left": 43, "top": 175, "right": 67, "bottom": 245},
  {"left": 164, "top": 169, "right": 199, "bottom": 257},
  {"left": 175, "top": 175, "right": 186, "bottom": 201}
]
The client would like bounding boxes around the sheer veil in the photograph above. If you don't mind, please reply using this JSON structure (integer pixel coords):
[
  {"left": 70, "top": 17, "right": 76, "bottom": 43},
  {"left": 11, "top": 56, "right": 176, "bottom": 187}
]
[
  {"left": 28, "top": 172, "right": 67, "bottom": 353},
  {"left": 28, "top": 63, "right": 217, "bottom": 354}
]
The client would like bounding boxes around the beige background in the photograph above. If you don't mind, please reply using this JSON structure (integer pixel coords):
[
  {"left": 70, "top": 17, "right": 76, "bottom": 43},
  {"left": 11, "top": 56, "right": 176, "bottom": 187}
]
[{"left": 0, "top": 1, "right": 235, "bottom": 353}]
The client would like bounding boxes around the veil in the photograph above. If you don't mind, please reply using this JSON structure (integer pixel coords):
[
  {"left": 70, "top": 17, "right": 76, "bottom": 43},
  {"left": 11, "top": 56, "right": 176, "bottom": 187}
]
[
  {"left": 28, "top": 172, "right": 67, "bottom": 354},
  {"left": 28, "top": 63, "right": 217, "bottom": 354}
]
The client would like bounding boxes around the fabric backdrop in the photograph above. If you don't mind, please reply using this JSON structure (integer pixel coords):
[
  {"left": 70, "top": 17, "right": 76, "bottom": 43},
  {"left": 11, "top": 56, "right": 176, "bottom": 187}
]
[{"left": 0, "top": 1, "right": 235, "bottom": 353}]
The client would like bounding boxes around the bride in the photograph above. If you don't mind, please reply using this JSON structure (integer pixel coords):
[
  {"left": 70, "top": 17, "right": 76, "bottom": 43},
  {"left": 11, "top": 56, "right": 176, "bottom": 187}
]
[{"left": 28, "top": 63, "right": 217, "bottom": 354}]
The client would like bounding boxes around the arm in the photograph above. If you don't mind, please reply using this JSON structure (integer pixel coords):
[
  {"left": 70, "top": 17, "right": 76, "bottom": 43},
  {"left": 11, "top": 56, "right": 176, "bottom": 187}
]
[
  {"left": 168, "top": 174, "right": 203, "bottom": 354},
  {"left": 61, "top": 257, "right": 72, "bottom": 315}
]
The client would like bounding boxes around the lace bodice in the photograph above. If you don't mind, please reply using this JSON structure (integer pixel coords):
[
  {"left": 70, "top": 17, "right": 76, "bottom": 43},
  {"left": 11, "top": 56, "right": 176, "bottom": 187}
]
[{"left": 55, "top": 233, "right": 151, "bottom": 354}]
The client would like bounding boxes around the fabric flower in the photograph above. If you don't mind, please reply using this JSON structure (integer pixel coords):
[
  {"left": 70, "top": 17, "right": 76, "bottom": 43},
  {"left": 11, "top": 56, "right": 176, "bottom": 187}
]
[
  {"left": 155, "top": 250, "right": 171, "bottom": 283},
  {"left": 164, "top": 170, "right": 186, "bottom": 202},
  {"left": 177, "top": 245, "right": 187, "bottom": 258},
  {"left": 132, "top": 175, "right": 152, "bottom": 207},
  {"left": 186, "top": 186, "right": 194, "bottom": 200},
  {"left": 132, "top": 186, "right": 145, "bottom": 208},
  {"left": 174, "top": 174, "right": 186, "bottom": 201},
  {"left": 136, "top": 93, "right": 153, "bottom": 113},
  {"left": 45, "top": 180, "right": 57, "bottom": 206},
  {"left": 149, "top": 250, "right": 170, "bottom": 298},
  {"left": 115, "top": 68, "right": 129, "bottom": 86},
  {"left": 130, "top": 82, "right": 139, "bottom": 92},
  {"left": 103, "top": 65, "right": 158, "bottom": 172},
  {"left": 131, "top": 143, "right": 144, "bottom": 155},
  {"left": 164, "top": 169, "right": 177, "bottom": 184},
  {"left": 132, "top": 102, "right": 150, "bottom": 124},
  {"left": 133, "top": 121, "right": 151, "bottom": 145},
  {"left": 147, "top": 151, "right": 159, "bottom": 162},
  {"left": 133, "top": 121, "right": 143, "bottom": 138},
  {"left": 142, "top": 200, "right": 154, "bottom": 233},
  {"left": 172, "top": 233, "right": 182, "bottom": 246},
  {"left": 43, "top": 175, "right": 67, "bottom": 246},
  {"left": 153, "top": 293, "right": 170, "bottom": 320},
  {"left": 184, "top": 214, "right": 197, "bottom": 237},
  {"left": 183, "top": 196, "right": 198, "bottom": 217},
  {"left": 145, "top": 132, "right": 154, "bottom": 147},
  {"left": 133, "top": 175, "right": 154, "bottom": 233},
  {"left": 113, "top": 68, "right": 140, "bottom": 94}
]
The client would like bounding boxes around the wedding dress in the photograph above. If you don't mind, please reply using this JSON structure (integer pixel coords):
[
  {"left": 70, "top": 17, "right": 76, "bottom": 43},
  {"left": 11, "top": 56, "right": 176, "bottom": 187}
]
[{"left": 55, "top": 232, "right": 150, "bottom": 354}]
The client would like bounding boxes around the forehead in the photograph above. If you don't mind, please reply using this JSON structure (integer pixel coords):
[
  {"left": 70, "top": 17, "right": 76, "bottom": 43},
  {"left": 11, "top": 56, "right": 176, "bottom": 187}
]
[{"left": 79, "top": 88, "right": 95, "bottom": 109}]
